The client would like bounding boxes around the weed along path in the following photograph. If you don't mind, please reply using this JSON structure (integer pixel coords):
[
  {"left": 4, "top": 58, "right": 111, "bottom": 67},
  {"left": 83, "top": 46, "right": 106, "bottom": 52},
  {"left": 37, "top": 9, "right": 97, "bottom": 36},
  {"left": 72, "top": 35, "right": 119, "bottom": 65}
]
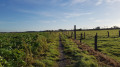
[
  {"left": 58, "top": 35, "right": 66, "bottom": 67},
  {"left": 73, "top": 39, "right": 120, "bottom": 67}
]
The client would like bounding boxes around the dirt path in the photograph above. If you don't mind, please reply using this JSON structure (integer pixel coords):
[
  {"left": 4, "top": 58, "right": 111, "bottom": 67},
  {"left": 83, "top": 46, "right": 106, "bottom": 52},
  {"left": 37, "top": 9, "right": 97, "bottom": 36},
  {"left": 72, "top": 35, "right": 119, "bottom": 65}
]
[
  {"left": 73, "top": 39, "right": 120, "bottom": 67},
  {"left": 58, "top": 36, "right": 66, "bottom": 67}
]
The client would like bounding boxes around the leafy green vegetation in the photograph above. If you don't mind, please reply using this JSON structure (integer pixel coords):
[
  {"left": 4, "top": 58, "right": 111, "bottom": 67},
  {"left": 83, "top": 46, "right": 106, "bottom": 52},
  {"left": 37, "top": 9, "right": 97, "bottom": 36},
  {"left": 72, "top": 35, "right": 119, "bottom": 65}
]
[
  {"left": 0, "top": 32, "right": 59, "bottom": 67},
  {"left": 0, "top": 29, "right": 119, "bottom": 67}
]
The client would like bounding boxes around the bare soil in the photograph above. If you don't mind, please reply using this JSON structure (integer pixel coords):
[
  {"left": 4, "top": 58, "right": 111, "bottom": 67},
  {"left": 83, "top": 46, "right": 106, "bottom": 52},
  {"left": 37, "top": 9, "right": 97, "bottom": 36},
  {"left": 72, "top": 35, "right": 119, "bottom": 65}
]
[{"left": 58, "top": 38, "right": 66, "bottom": 67}]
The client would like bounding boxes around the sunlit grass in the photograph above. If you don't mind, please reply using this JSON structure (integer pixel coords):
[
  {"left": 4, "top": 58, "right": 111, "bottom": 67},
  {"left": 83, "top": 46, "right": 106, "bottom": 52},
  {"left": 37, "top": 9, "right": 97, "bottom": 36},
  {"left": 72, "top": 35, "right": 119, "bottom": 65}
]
[{"left": 73, "top": 29, "right": 120, "bottom": 62}]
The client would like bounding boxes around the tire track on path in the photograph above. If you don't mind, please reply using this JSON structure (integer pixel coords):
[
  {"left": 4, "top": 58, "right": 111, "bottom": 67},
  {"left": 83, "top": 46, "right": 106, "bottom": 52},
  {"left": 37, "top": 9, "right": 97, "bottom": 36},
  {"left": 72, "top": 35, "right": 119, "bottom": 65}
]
[{"left": 58, "top": 35, "right": 66, "bottom": 67}]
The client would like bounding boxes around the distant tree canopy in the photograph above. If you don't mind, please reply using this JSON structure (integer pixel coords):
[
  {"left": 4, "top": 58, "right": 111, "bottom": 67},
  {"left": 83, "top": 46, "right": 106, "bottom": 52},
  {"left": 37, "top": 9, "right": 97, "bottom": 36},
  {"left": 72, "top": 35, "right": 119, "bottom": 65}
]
[
  {"left": 58, "top": 29, "right": 64, "bottom": 31},
  {"left": 95, "top": 26, "right": 100, "bottom": 30},
  {"left": 112, "top": 26, "right": 119, "bottom": 29},
  {"left": 79, "top": 28, "right": 82, "bottom": 31}
]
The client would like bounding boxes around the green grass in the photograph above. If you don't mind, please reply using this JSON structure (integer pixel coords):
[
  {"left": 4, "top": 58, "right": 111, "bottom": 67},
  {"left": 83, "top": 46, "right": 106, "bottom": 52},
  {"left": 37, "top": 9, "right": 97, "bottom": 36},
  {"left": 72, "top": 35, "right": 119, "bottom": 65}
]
[
  {"left": 67, "top": 29, "right": 120, "bottom": 62},
  {"left": 61, "top": 34, "right": 99, "bottom": 67},
  {"left": 0, "top": 30, "right": 120, "bottom": 67}
]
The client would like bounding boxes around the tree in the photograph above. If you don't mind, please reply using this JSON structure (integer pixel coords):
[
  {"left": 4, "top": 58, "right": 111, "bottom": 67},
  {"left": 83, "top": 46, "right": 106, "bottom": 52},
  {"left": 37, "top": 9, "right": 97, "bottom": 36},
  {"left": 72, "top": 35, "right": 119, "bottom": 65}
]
[
  {"left": 95, "top": 26, "right": 100, "bottom": 30},
  {"left": 79, "top": 28, "right": 82, "bottom": 31},
  {"left": 58, "top": 29, "right": 63, "bottom": 31},
  {"left": 113, "top": 26, "right": 119, "bottom": 29}
]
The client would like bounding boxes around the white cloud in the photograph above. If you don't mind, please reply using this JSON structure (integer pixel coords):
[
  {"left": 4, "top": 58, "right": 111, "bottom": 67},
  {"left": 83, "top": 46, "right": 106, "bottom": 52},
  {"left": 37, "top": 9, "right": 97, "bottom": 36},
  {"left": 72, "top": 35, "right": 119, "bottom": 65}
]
[
  {"left": 40, "top": 20, "right": 57, "bottom": 23},
  {"left": 64, "top": 12, "right": 92, "bottom": 18},
  {"left": 88, "top": 19, "right": 120, "bottom": 28},
  {"left": 93, "top": 19, "right": 113, "bottom": 23},
  {"left": 14, "top": 0, "right": 44, "bottom": 4},
  {"left": 17, "top": 9, "right": 53, "bottom": 17},
  {"left": 106, "top": 0, "right": 120, "bottom": 3},
  {"left": 71, "top": 0, "right": 86, "bottom": 5},
  {"left": 60, "top": 3, "right": 68, "bottom": 6},
  {"left": 17, "top": 9, "right": 93, "bottom": 19},
  {"left": 51, "top": 0, "right": 61, "bottom": 3},
  {"left": 96, "top": 0, "right": 103, "bottom": 6},
  {"left": 25, "top": 20, "right": 57, "bottom": 23},
  {"left": 88, "top": 18, "right": 95, "bottom": 20},
  {"left": 95, "top": 0, "right": 120, "bottom": 6},
  {"left": 94, "top": 19, "right": 106, "bottom": 23},
  {"left": 14, "top": 0, "right": 60, "bottom": 5},
  {"left": 93, "top": 19, "right": 120, "bottom": 26},
  {"left": 60, "top": 0, "right": 87, "bottom": 6}
]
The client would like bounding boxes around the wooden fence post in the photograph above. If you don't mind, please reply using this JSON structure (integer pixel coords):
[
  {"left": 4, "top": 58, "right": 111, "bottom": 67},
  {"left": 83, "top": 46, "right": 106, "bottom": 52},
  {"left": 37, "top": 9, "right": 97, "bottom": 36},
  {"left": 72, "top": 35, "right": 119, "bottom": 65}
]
[
  {"left": 81, "top": 33, "right": 83, "bottom": 39},
  {"left": 84, "top": 32, "right": 85, "bottom": 39},
  {"left": 107, "top": 31, "right": 109, "bottom": 37},
  {"left": 95, "top": 33, "right": 97, "bottom": 51},
  {"left": 80, "top": 33, "right": 83, "bottom": 43},
  {"left": 119, "top": 30, "right": 120, "bottom": 37},
  {"left": 74, "top": 25, "right": 76, "bottom": 39}
]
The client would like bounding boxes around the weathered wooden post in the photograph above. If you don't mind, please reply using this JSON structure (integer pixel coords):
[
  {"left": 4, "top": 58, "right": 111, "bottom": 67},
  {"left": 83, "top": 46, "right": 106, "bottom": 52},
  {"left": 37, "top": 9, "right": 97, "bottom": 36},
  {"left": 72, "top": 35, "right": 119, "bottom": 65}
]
[
  {"left": 84, "top": 32, "right": 85, "bottom": 39},
  {"left": 74, "top": 25, "right": 76, "bottom": 39},
  {"left": 80, "top": 33, "right": 83, "bottom": 43},
  {"left": 119, "top": 30, "right": 120, "bottom": 37},
  {"left": 81, "top": 33, "right": 83, "bottom": 39},
  {"left": 107, "top": 31, "right": 109, "bottom": 37},
  {"left": 71, "top": 32, "right": 73, "bottom": 38},
  {"left": 95, "top": 33, "right": 97, "bottom": 51}
]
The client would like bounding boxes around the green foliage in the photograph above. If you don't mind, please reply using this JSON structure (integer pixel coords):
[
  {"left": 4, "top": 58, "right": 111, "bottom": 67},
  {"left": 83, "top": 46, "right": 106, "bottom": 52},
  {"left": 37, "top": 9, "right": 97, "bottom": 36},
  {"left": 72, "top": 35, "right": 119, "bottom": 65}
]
[{"left": 0, "top": 32, "right": 59, "bottom": 67}]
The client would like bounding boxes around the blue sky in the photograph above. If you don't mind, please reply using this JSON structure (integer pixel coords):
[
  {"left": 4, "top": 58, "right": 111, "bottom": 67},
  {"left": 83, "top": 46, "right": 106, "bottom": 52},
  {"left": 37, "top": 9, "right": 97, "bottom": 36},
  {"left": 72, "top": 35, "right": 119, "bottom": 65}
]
[{"left": 0, "top": 0, "right": 120, "bottom": 32}]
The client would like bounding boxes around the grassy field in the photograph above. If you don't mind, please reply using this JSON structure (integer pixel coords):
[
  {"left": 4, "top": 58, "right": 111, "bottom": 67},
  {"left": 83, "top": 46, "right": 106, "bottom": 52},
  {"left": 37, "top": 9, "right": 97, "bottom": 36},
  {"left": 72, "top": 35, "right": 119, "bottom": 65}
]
[
  {"left": 60, "top": 34, "right": 99, "bottom": 67},
  {"left": 0, "top": 30, "right": 120, "bottom": 67},
  {"left": 69, "top": 29, "right": 120, "bottom": 62}
]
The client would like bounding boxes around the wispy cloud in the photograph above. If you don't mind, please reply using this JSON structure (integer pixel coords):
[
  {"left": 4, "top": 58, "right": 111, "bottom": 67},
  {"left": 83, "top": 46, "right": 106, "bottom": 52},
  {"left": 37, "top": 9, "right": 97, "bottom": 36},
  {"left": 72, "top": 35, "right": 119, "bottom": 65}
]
[
  {"left": 93, "top": 19, "right": 120, "bottom": 25},
  {"left": 40, "top": 20, "right": 57, "bottom": 23},
  {"left": 95, "top": 0, "right": 120, "bottom": 6},
  {"left": 106, "top": 0, "right": 120, "bottom": 3},
  {"left": 14, "top": 0, "right": 44, "bottom": 4},
  {"left": 14, "top": 0, "right": 60, "bottom": 5},
  {"left": 17, "top": 9, "right": 93, "bottom": 19},
  {"left": 60, "top": 0, "right": 87, "bottom": 6},
  {"left": 94, "top": 19, "right": 110, "bottom": 23},
  {"left": 71, "top": 0, "right": 86, "bottom": 5},
  {"left": 96, "top": 0, "right": 103, "bottom": 6},
  {"left": 88, "top": 17, "right": 95, "bottom": 20},
  {"left": 17, "top": 9, "right": 53, "bottom": 17},
  {"left": 64, "top": 12, "right": 92, "bottom": 18}
]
